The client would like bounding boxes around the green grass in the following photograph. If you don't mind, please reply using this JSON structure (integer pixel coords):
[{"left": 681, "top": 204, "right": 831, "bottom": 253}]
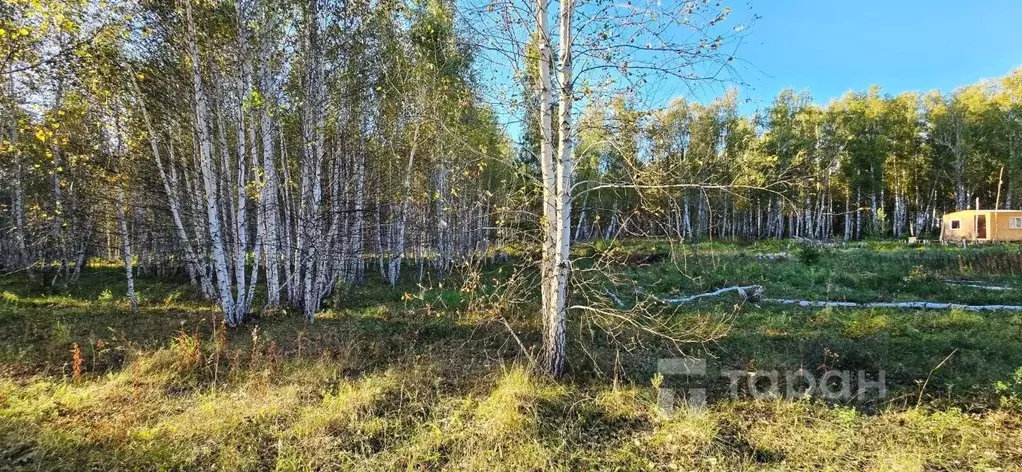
[{"left": 2, "top": 242, "right": 1022, "bottom": 470}]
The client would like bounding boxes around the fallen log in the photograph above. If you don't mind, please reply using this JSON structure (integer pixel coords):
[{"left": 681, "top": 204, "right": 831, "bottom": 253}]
[
  {"left": 943, "top": 280, "right": 1015, "bottom": 291},
  {"left": 647, "top": 284, "right": 1022, "bottom": 312},
  {"left": 763, "top": 298, "right": 1022, "bottom": 311},
  {"left": 755, "top": 252, "right": 793, "bottom": 261},
  {"left": 659, "top": 285, "right": 764, "bottom": 304},
  {"left": 604, "top": 288, "right": 626, "bottom": 308}
]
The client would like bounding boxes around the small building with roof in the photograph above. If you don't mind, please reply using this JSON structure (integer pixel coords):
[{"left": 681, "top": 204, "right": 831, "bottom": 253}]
[{"left": 940, "top": 209, "right": 1022, "bottom": 242}]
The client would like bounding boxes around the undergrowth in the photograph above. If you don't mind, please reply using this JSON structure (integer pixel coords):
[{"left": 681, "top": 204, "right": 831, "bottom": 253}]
[{"left": 1, "top": 242, "right": 1022, "bottom": 470}]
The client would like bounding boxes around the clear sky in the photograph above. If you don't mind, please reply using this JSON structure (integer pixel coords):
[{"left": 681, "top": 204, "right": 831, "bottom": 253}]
[{"left": 731, "top": 0, "right": 1022, "bottom": 113}]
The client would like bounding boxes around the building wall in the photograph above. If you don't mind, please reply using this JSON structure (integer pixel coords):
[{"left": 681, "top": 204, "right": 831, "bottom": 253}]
[
  {"left": 942, "top": 211, "right": 978, "bottom": 241},
  {"left": 941, "top": 211, "right": 1022, "bottom": 241},
  {"left": 991, "top": 212, "right": 1022, "bottom": 241}
]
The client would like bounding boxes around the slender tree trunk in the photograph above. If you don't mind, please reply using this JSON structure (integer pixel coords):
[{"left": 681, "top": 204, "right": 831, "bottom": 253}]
[
  {"left": 300, "top": 0, "right": 326, "bottom": 320},
  {"left": 541, "top": 0, "right": 575, "bottom": 377},
  {"left": 182, "top": 152, "right": 216, "bottom": 298},
  {"left": 349, "top": 140, "right": 366, "bottom": 284},
  {"left": 955, "top": 153, "right": 967, "bottom": 210},
  {"left": 11, "top": 153, "right": 27, "bottom": 268},
  {"left": 230, "top": 4, "right": 257, "bottom": 320},
  {"left": 112, "top": 106, "right": 139, "bottom": 314},
  {"left": 132, "top": 74, "right": 203, "bottom": 290},
  {"left": 6, "top": 70, "right": 28, "bottom": 269},
  {"left": 850, "top": 186, "right": 858, "bottom": 240},
  {"left": 535, "top": 0, "right": 562, "bottom": 376},
  {"left": 682, "top": 193, "right": 692, "bottom": 239},
  {"left": 252, "top": 3, "right": 281, "bottom": 308},
  {"left": 185, "top": 0, "right": 237, "bottom": 324},
  {"left": 434, "top": 149, "right": 452, "bottom": 276},
  {"left": 388, "top": 123, "right": 420, "bottom": 287},
  {"left": 115, "top": 169, "right": 139, "bottom": 315}
]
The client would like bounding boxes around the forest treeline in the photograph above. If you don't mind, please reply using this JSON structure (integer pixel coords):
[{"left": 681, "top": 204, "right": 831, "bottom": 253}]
[
  {"left": 567, "top": 74, "right": 1022, "bottom": 243},
  {"left": 1, "top": 1, "right": 1021, "bottom": 335}
]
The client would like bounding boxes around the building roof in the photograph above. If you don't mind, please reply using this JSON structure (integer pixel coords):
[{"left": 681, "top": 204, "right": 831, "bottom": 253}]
[{"left": 945, "top": 209, "right": 1022, "bottom": 214}]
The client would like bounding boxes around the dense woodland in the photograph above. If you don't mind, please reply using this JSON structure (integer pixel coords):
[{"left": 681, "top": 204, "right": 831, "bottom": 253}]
[{"left": 2, "top": 1, "right": 1022, "bottom": 374}]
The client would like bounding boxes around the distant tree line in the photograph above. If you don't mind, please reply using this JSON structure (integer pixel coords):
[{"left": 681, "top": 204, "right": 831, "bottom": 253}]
[{"left": 556, "top": 73, "right": 1022, "bottom": 243}]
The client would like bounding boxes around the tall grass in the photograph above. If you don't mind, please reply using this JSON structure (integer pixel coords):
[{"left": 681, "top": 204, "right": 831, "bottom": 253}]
[{"left": 2, "top": 243, "right": 1022, "bottom": 469}]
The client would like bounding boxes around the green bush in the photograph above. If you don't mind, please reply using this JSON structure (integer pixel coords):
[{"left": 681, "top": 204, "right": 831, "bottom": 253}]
[{"left": 797, "top": 243, "right": 823, "bottom": 265}]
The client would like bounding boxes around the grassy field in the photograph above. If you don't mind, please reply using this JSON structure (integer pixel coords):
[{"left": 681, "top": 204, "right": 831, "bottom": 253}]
[{"left": 2, "top": 241, "right": 1022, "bottom": 470}]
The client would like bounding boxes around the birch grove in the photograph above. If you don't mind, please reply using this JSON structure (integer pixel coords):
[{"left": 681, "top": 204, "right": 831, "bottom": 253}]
[{"left": 2, "top": 0, "right": 1022, "bottom": 377}]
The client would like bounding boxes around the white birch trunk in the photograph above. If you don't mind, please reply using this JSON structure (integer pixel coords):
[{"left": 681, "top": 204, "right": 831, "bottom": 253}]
[
  {"left": 542, "top": 0, "right": 575, "bottom": 377},
  {"left": 113, "top": 110, "right": 139, "bottom": 315},
  {"left": 7, "top": 78, "right": 28, "bottom": 267},
  {"left": 185, "top": 0, "right": 237, "bottom": 324},
  {"left": 258, "top": 18, "right": 281, "bottom": 307},
  {"left": 535, "top": 0, "right": 560, "bottom": 375},
  {"left": 435, "top": 156, "right": 452, "bottom": 276},
  {"left": 388, "top": 123, "right": 420, "bottom": 287},
  {"left": 348, "top": 140, "right": 366, "bottom": 284},
  {"left": 683, "top": 193, "right": 692, "bottom": 239},
  {"left": 300, "top": 0, "right": 326, "bottom": 320},
  {"left": 115, "top": 168, "right": 139, "bottom": 315},
  {"left": 4, "top": 70, "right": 27, "bottom": 268},
  {"left": 12, "top": 159, "right": 27, "bottom": 266},
  {"left": 232, "top": 3, "right": 254, "bottom": 321}
]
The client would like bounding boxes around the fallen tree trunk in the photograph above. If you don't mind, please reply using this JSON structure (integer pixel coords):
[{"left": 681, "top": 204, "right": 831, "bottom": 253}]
[
  {"left": 944, "top": 280, "right": 1015, "bottom": 291},
  {"left": 604, "top": 288, "right": 625, "bottom": 308},
  {"left": 764, "top": 298, "right": 1022, "bottom": 311},
  {"left": 659, "top": 285, "right": 764, "bottom": 304},
  {"left": 755, "top": 252, "right": 793, "bottom": 261},
  {"left": 647, "top": 284, "right": 1022, "bottom": 312}
]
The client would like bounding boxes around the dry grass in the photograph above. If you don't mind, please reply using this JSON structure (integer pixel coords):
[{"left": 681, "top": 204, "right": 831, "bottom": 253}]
[{"left": 2, "top": 242, "right": 1022, "bottom": 470}]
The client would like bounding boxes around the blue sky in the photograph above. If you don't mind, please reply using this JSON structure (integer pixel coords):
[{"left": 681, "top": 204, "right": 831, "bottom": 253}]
[
  {"left": 730, "top": 0, "right": 1022, "bottom": 113},
  {"left": 476, "top": 0, "right": 1022, "bottom": 141}
]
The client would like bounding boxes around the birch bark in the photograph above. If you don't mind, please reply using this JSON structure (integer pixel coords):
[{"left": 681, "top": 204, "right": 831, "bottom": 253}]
[
  {"left": 113, "top": 111, "right": 139, "bottom": 315},
  {"left": 348, "top": 138, "right": 366, "bottom": 284},
  {"left": 115, "top": 167, "right": 138, "bottom": 315},
  {"left": 7, "top": 70, "right": 27, "bottom": 268},
  {"left": 300, "top": 0, "right": 326, "bottom": 320},
  {"left": 258, "top": 17, "right": 281, "bottom": 307},
  {"left": 535, "top": 0, "right": 559, "bottom": 375},
  {"left": 542, "top": 0, "right": 575, "bottom": 377},
  {"left": 185, "top": 0, "right": 237, "bottom": 323},
  {"left": 388, "top": 123, "right": 420, "bottom": 287}
]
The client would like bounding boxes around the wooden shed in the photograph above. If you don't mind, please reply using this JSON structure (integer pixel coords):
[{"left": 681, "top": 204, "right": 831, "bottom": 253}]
[{"left": 940, "top": 209, "right": 1022, "bottom": 242}]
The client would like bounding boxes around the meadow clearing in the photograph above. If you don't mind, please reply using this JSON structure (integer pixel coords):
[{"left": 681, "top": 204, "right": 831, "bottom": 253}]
[{"left": 1, "top": 241, "right": 1022, "bottom": 470}]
